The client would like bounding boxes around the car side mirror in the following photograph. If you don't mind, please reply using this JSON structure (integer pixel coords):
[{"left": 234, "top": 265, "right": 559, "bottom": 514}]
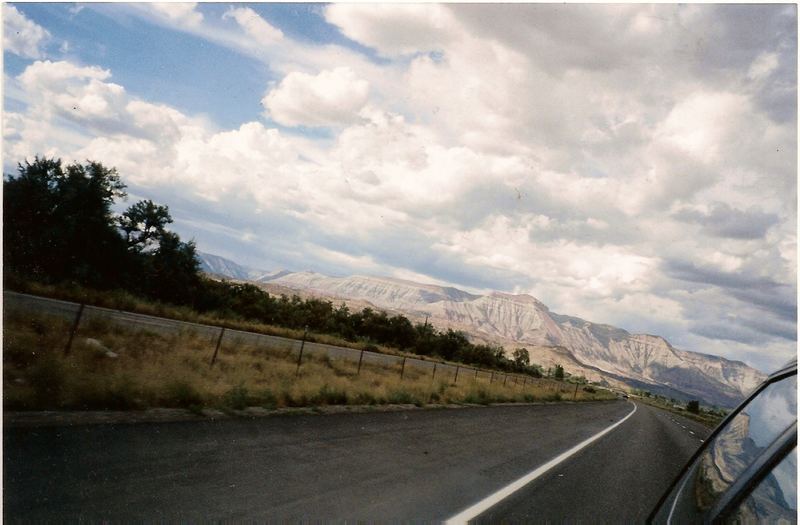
[{"left": 649, "top": 366, "right": 797, "bottom": 524}]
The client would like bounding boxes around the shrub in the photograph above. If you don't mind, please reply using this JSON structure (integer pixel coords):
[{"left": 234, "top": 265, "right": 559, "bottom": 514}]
[
  {"left": 255, "top": 388, "right": 278, "bottom": 409},
  {"left": 29, "top": 357, "right": 66, "bottom": 408},
  {"left": 163, "top": 380, "right": 203, "bottom": 408},
  {"left": 387, "top": 390, "right": 414, "bottom": 404},
  {"left": 223, "top": 384, "right": 250, "bottom": 410},
  {"left": 464, "top": 388, "right": 492, "bottom": 405},
  {"left": 353, "top": 392, "right": 377, "bottom": 405},
  {"left": 312, "top": 384, "right": 348, "bottom": 405}
]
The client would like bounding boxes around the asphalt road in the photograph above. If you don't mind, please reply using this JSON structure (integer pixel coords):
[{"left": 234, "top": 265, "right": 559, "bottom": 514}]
[{"left": 4, "top": 401, "right": 710, "bottom": 522}]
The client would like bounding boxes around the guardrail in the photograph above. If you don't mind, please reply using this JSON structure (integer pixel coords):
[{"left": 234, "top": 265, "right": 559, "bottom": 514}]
[{"left": 4, "top": 291, "right": 580, "bottom": 395}]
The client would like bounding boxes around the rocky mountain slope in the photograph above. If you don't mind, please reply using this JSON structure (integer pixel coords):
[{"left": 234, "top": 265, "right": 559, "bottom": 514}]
[
  {"left": 198, "top": 253, "right": 766, "bottom": 407},
  {"left": 198, "top": 252, "right": 289, "bottom": 282}
]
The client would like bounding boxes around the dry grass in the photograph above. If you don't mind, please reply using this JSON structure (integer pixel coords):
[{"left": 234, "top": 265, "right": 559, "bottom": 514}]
[
  {"left": 5, "top": 277, "right": 411, "bottom": 358},
  {"left": 3, "top": 309, "right": 616, "bottom": 412}
]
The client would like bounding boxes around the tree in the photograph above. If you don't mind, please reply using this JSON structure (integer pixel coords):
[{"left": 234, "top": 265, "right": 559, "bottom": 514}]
[
  {"left": 686, "top": 400, "right": 700, "bottom": 413},
  {"left": 553, "top": 364, "right": 565, "bottom": 380},
  {"left": 146, "top": 232, "right": 201, "bottom": 304},
  {"left": 4, "top": 157, "right": 128, "bottom": 286},
  {"left": 119, "top": 199, "right": 172, "bottom": 252},
  {"left": 512, "top": 348, "right": 530, "bottom": 369}
]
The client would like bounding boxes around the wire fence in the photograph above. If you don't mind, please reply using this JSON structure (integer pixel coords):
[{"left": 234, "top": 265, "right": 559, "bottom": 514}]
[{"left": 4, "top": 291, "right": 582, "bottom": 396}]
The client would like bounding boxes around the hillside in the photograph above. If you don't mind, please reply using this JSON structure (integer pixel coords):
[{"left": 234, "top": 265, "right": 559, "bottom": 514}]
[{"left": 199, "top": 253, "right": 766, "bottom": 407}]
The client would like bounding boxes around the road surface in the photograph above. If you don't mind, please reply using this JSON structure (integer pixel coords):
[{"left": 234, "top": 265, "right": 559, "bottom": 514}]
[{"left": 4, "top": 401, "right": 710, "bottom": 521}]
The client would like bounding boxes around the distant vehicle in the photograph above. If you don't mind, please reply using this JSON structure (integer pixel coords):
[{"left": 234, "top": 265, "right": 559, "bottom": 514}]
[{"left": 648, "top": 360, "right": 797, "bottom": 524}]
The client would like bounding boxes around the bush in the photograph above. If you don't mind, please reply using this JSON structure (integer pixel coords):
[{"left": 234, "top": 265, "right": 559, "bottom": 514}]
[
  {"left": 312, "top": 384, "right": 348, "bottom": 405},
  {"left": 387, "top": 390, "right": 414, "bottom": 404},
  {"left": 353, "top": 392, "right": 377, "bottom": 405},
  {"left": 163, "top": 380, "right": 203, "bottom": 408},
  {"left": 29, "top": 357, "right": 66, "bottom": 408},
  {"left": 687, "top": 400, "right": 700, "bottom": 413},
  {"left": 464, "top": 388, "right": 492, "bottom": 405},
  {"left": 255, "top": 388, "right": 277, "bottom": 409},
  {"left": 223, "top": 384, "right": 250, "bottom": 410}
]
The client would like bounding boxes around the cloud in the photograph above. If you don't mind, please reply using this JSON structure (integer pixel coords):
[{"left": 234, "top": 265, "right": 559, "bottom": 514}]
[
  {"left": 3, "top": 4, "right": 50, "bottom": 59},
  {"left": 148, "top": 3, "right": 203, "bottom": 28},
  {"left": 325, "top": 4, "right": 458, "bottom": 57},
  {"left": 673, "top": 203, "right": 780, "bottom": 239},
  {"left": 662, "top": 259, "right": 796, "bottom": 329},
  {"left": 4, "top": 5, "right": 795, "bottom": 374},
  {"left": 223, "top": 7, "right": 283, "bottom": 46},
  {"left": 263, "top": 67, "right": 370, "bottom": 127}
]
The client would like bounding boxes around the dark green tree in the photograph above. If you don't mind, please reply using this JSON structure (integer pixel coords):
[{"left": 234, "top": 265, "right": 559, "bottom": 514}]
[
  {"left": 512, "top": 348, "right": 530, "bottom": 369},
  {"left": 686, "top": 400, "right": 700, "bottom": 413},
  {"left": 119, "top": 199, "right": 172, "bottom": 252},
  {"left": 146, "top": 231, "right": 201, "bottom": 304},
  {"left": 4, "top": 157, "right": 128, "bottom": 286},
  {"left": 553, "top": 364, "right": 565, "bottom": 380}
]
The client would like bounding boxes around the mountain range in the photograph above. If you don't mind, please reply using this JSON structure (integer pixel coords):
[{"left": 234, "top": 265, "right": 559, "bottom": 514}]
[{"left": 198, "top": 252, "right": 766, "bottom": 407}]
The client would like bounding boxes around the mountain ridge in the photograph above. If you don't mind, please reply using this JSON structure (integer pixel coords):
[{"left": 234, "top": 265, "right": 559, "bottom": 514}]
[{"left": 198, "top": 252, "right": 766, "bottom": 407}]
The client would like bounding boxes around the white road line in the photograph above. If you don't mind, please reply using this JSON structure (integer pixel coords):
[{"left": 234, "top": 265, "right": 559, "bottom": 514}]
[
  {"left": 689, "top": 431, "right": 695, "bottom": 435},
  {"left": 444, "top": 402, "right": 638, "bottom": 524}
]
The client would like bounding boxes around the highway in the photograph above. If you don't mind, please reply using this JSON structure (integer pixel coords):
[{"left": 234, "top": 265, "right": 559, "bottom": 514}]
[{"left": 4, "top": 401, "right": 710, "bottom": 521}]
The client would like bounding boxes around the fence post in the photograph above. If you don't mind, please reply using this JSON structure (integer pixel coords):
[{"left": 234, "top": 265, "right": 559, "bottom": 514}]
[
  {"left": 357, "top": 349, "right": 364, "bottom": 375},
  {"left": 454, "top": 366, "right": 460, "bottom": 384},
  {"left": 573, "top": 382, "right": 579, "bottom": 400},
  {"left": 295, "top": 326, "right": 308, "bottom": 378},
  {"left": 210, "top": 327, "right": 226, "bottom": 366},
  {"left": 432, "top": 363, "right": 437, "bottom": 381},
  {"left": 490, "top": 371, "right": 494, "bottom": 384},
  {"left": 400, "top": 357, "right": 407, "bottom": 380},
  {"left": 63, "top": 303, "right": 86, "bottom": 356},
  {"left": 474, "top": 368, "right": 479, "bottom": 381},
  {"left": 503, "top": 374, "right": 508, "bottom": 386}
]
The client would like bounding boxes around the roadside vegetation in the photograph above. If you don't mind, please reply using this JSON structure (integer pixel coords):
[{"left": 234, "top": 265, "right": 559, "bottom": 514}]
[
  {"left": 631, "top": 389, "right": 729, "bottom": 428},
  {"left": 4, "top": 156, "right": 571, "bottom": 386},
  {"left": 3, "top": 309, "right": 615, "bottom": 412}
]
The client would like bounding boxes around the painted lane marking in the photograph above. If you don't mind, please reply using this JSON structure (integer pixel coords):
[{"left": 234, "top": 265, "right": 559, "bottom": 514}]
[
  {"left": 444, "top": 402, "right": 638, "bottom": 524},
  {"left": 689, "top": 431, "right": 695, "bottom": 435}
]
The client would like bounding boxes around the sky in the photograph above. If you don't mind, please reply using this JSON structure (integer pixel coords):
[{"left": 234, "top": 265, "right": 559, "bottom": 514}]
[{"left": 3, "top": 3, "right": 797, "bottom": 373}]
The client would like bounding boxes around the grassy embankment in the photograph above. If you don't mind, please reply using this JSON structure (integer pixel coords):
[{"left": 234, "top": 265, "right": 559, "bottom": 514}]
[
  {"left": 3, "top": 308, "right": 615, "bottom": 412},
  {"left": 634, "top": 396, "right": 727, "bottom": 429},
  {"left": 5, "top": 276, "right": 394, "bottom": 355}
]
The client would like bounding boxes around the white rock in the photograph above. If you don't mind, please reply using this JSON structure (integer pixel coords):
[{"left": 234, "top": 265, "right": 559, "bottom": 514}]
[{"left": 84, "top": 338, "right": 109, "bottom": 350}]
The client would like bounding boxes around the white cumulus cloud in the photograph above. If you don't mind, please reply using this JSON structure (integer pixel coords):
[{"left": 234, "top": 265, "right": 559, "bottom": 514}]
[
  {"left": 263, "top": 67, "right": 370, "bottom": 127},
  {"left": 325, "top": 4, "right": 458, "bottom": 57},
  {"left": 3, "top": 4, "right": 50, "bottom": 59}
]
